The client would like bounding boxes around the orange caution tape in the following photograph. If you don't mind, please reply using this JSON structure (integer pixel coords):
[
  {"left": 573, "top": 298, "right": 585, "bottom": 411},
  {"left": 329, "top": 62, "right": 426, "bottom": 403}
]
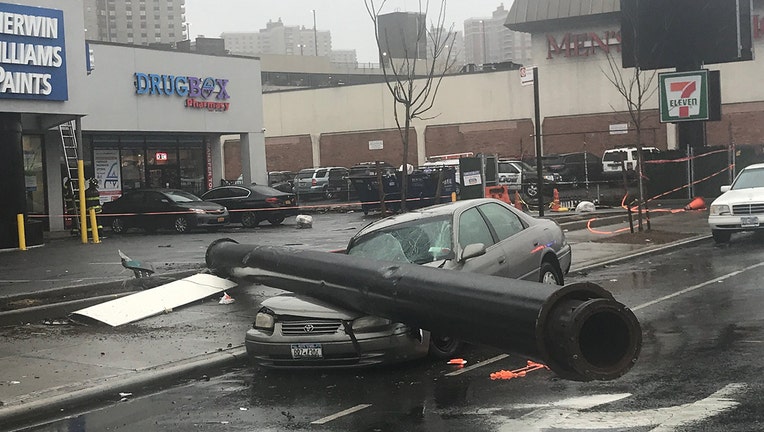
[{"left": 490, "top": 360, "right": 549, "bottom": 380}]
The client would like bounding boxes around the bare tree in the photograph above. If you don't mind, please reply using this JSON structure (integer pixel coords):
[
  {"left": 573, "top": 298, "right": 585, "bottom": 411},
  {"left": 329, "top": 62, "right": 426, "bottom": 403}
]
[
  {"left": 365, "top": 0, "right": 456, "bottom": 212},
  {"left": 602, "top": 44, "right": 658, "bottom": 231}
]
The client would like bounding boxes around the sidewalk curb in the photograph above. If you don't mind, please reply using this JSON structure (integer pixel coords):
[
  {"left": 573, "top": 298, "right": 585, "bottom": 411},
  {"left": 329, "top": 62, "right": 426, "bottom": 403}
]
[
  {"left": 571, "top": 234, "right": 711, "bottom": 274},
  {"left": 0, "top": 347, "right": 248, "bottom": 429}
]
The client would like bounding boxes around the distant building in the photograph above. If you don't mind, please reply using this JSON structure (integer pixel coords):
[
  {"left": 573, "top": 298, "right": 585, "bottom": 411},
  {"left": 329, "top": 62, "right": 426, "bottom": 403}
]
[
  {"left": 83, "top": 0, "right": 186, "bottom": 45},
  {"left": 464, "top": 3, "right": 532, "bottom": 65},
  {"left": 330, "top": 50, "right": 358, "bottom": 66},
  {"left": 222, "top": 19, "right": 332, "bottom": 58}
]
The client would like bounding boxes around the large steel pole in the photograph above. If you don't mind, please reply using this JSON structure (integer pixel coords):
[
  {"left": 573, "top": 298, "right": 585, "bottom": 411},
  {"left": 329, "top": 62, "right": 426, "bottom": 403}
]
[
  {"left": 206, "top": 239, "right": 642, "bottom": 381},
  {"left": 0, "top": 114, "right": 25, "bottom": 249}
]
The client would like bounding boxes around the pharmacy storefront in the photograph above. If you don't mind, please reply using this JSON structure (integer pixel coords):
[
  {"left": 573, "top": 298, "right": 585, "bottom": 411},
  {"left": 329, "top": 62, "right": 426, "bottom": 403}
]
[{"left": 1, "top": 0, "right": 266, "bottom": 243}]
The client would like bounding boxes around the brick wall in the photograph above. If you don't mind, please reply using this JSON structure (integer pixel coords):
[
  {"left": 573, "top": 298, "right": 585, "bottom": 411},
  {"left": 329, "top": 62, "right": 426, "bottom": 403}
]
[
  {"left": 542, "top": 111, "right": 668, "bottom": 157},
  {"left": 265, "top": 135, "right": 313, "bottom": 171},
  {"left": 424, "top": 120, "right": 535, "bottom": 159},
  {"left": 319, "top": 129, "right": 417, "bottom": 168}
]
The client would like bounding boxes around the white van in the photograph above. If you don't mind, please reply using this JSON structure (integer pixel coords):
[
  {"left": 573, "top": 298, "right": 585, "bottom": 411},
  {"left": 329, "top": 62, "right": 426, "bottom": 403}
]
[{"left": 601, "top": 146, "right": 660, "bottom": 178}]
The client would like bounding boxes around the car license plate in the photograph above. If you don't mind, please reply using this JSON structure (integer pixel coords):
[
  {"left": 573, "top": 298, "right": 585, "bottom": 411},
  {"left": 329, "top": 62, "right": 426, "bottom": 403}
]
[
  {"left": 740, "top": 216, "right": 759, "bottom": 228},
  {"left": 217, "top": 217, "right": 225, "bottom": 222},
  {"left": 291, "top": 343, "right": 322, "bottom": 359}
]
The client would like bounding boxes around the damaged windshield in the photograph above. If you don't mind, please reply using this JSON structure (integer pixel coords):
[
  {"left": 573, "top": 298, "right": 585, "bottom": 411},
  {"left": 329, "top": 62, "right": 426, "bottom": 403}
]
[{"left": 348, "top": 216, "right": 454, "bottom": 265}]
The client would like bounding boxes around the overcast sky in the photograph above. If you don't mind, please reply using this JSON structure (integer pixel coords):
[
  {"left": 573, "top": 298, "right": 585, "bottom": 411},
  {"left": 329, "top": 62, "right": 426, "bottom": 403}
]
[{"left": 185, "top": 0, "right": 511, "bottom": 63}]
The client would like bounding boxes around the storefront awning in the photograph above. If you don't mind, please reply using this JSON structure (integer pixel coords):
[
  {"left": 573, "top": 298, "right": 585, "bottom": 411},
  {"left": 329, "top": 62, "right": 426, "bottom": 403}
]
[{"left": 506, "top": 0, "right": 621, "bottom": 33}]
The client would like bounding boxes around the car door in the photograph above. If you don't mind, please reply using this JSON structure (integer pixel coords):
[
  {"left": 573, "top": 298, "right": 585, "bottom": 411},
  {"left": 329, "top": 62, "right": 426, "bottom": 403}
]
[
  {"left": 143, "top": 191, "right": 174, "bottom": 229},
  {"left": 498, "top": 162, "right": 521, "bottom": 188},
  {"left": 454, "top": 206, "right": 507, "bottom": 277},
  {"left": 476, "top": 202, "right": 539, "bottom": 281}
]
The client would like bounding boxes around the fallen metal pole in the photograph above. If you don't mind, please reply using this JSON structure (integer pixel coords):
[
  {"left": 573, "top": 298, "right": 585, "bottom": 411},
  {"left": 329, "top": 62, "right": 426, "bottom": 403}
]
[{"left": 206, "top": 239, "right": 641, "bottom": 381}]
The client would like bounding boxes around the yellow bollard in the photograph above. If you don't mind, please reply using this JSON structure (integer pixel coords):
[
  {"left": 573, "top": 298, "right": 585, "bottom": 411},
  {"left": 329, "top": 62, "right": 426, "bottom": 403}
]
[
  {"left": 17, "top": 213, "right": 26, "bottom": 251},
  {"left": 451, "top": 192, "right": 457, "bottom": 202},
  {"left": 89, "top": 207, "right": 101, "bottom": 244}
]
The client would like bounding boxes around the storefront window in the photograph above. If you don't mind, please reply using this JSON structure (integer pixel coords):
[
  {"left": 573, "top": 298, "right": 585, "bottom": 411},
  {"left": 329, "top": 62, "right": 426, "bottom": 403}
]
[
  {"left": 86, "top": 135, "right": 207, "bottom": 195},
  {"left": 179, "top": 146, "right": 205, "bottom": 196},
  {"left": 23, "top": 135, "right": 45, "bottom": 214},
  {"left": 120, "top": 143, "right": 146, "bottom": 191},
  {"left": 147, "top": 136, "right": 180, "bottom": 189}
]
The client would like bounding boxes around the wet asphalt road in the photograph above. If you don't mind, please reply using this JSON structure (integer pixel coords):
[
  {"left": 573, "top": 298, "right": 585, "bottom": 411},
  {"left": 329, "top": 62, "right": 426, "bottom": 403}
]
[{"left": 14, "top": 233, "right": 764, "bottom": 431}]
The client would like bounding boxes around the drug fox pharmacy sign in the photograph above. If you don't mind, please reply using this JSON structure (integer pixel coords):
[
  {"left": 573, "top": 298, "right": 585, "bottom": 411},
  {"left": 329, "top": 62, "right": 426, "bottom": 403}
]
[{"left": 659, "top": 70, "right": 709, "bottom": 123}]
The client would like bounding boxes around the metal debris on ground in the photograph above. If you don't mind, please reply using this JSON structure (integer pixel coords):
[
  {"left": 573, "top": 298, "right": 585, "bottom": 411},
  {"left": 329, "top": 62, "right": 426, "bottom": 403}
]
[{"left": 118, "top": 249, "right": 155, "bottom": 278}]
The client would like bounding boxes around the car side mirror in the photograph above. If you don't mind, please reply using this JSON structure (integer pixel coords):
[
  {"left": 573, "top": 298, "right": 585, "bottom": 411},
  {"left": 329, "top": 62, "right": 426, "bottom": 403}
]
[
  {"left": 720, "top": 185, "right": 731, "bottom": 193},
  {"left": 459, "top": 243, "right": 486, "bottom": 262}
]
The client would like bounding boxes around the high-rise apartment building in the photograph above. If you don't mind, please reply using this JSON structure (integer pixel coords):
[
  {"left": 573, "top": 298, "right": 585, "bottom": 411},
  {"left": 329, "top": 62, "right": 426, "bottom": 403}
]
[
  {"left": 464, "top": 4, "right": 532, "bottom": 65},
  {"left": 222, "top": 19, "right": 332, "bottom": 57},
  {"left": 83, "top": 0, "right": 187, "bottom": 45}
]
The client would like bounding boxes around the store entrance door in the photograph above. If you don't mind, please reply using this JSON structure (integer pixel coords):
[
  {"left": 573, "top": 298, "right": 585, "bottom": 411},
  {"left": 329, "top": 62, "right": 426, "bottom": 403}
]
[{"left": 148, "top": 165, "right": 180, "bottom": 189}]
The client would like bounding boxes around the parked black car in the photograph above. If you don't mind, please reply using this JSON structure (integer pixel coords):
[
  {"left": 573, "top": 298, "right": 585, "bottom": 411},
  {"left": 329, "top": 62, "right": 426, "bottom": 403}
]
[
  {"left": 201, "top": 184, "right": 298, "bottom": 227},
  {"left": 268, "top": 171, "right": 296, "bottom": 193},
  {"left": 102, "top": 189, "right": 229, "bottom": 234},
  {"left": 542, "top": 152, "right": 603, "bottom": 185}
]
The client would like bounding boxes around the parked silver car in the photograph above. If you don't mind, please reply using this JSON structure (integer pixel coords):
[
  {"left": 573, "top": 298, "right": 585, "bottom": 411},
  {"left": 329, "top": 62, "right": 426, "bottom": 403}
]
[
  {"left": 293, "top": 166, "right": 349, "bottom": 200},
  {"left": 246, "top": 198, "right": 571, "bottom": 367}
]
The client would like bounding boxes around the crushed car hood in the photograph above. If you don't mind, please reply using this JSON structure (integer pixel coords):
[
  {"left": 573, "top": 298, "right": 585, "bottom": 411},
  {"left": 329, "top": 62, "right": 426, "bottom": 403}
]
[{"left": 261, "top": 293, "right": 360, "bottom": 320}]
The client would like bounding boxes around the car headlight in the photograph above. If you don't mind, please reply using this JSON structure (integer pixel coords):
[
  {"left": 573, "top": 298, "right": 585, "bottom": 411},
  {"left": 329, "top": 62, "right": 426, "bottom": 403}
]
[
  {"left": 351, "top": 316, "right": 393, "bottom": 332},
  {"left": 254, "top": 309, "right": 275, "bottom": 330},
  {"left": 188, "top": 208, "right": 206, "bottom": 214},
  {"left": 709, "top": 204, "right": 731, "bottom": 216},
  {"left": 543, "top": 174, "right": 554, "bottom": 182}
]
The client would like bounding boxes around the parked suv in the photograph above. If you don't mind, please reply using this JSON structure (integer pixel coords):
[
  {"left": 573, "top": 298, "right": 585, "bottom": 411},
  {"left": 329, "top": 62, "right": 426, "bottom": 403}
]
[
  {"left": 542, "top": 152, "right": 603, "bottom": 185},
  {"left": 498, "top": 159, "right": 561, "bottom": 198},
  {"left": 602, "top": 146, "right": 660, "bottom": 179},
  {"left": 294, "top": 167, "right": 350, "bottom": 200}
]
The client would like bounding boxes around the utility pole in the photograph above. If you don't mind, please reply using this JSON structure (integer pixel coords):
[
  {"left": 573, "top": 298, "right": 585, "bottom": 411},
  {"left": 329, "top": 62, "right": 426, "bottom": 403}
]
[{"left": 480, "top": 20, "right": 487, "bottom": 64}]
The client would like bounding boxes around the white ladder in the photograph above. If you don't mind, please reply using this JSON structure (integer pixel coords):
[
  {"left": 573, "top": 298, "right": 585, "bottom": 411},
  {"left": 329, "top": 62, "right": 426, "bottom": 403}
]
[{"left": 59, "top": 121, "right": 81, "bottom": 232}]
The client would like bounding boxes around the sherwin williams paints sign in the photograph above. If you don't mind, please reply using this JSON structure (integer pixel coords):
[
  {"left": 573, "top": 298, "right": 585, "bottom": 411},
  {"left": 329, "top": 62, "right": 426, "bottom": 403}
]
[
  {"left": 659, "top": 70, "right": 709, "bottom": 123},
  {"left": 0, "top": 3, "right": 68, "bottom": 101}
]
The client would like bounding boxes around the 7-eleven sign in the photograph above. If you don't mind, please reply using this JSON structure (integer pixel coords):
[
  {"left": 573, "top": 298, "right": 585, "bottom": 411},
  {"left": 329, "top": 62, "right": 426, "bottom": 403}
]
[{"left": 659, "top": 70, "right": 709, "bottom": 123}]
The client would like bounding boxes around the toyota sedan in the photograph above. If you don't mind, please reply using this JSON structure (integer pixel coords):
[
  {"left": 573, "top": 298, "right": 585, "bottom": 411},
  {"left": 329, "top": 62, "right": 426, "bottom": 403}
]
[{"left": 245, "top": 198, "right": 571, "bottom": 368}]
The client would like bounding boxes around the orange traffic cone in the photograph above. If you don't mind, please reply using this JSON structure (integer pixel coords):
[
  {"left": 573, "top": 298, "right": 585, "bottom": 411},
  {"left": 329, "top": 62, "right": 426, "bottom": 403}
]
[
  {"left": 550, "top": 188, "right": 561, "bottom": 211},
  {"left": 684, "top": 196, "right": 706, "bottom": 211},
  {"left": 514, "top": 190, "right": 523, "bottom": 210}
]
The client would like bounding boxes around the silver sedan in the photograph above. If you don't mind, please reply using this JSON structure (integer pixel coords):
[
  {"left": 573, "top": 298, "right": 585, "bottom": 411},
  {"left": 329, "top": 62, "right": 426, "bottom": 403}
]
[{"left": 246, "top": 198, "right": 571, "bottom": 367}]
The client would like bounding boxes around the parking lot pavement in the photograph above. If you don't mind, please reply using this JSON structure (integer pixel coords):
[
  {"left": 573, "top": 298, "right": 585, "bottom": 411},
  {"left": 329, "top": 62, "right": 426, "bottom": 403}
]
[{"left": 0, "top": 204, "right": 712, "bottom": 428}]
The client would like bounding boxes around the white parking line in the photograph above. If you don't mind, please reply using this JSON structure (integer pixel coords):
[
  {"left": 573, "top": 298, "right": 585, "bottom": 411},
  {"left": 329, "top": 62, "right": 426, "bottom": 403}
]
[
  {"left": 445, "top": 353, "right": 510, "bottom": 377},
  {"left": 310, "top": 404, "right": 372, "bottom": 425},
  {"left": 632, "top": 261, "right": 764, "bottom": 312}
]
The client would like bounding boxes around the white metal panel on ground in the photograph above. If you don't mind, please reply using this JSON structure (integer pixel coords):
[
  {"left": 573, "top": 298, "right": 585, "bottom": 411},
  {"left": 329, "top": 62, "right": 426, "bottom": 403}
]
[{"left": 71, "top": 274, "right": 237, "bottom": 327}]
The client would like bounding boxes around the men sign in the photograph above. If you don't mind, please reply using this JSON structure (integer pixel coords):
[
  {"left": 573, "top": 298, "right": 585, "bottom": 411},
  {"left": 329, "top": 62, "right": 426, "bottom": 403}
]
[{"left": 659, "top": 70, "right": 709, "bottom": 123}]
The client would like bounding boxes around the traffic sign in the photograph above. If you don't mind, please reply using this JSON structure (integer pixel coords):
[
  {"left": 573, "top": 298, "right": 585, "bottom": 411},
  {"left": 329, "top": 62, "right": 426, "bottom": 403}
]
[{"left": 520, "top": 66, "right": 535, "bottom": 86}]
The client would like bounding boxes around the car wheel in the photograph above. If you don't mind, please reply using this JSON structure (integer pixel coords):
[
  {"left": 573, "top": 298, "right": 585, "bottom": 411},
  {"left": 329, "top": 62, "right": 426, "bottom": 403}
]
[
  {"left": 241, "top": 211, "right": 259, "bottom": 228},
  {"left": 267, "top": 216, "right": 285, "bottom": 226},
  {"left": 712, "top": 229, "right": 731, "bottom": 244},
  {"left": 323, "top": 188, "right": 334, "bottom": 200},
  {"left": 111, "top": 217, "right": 127, "bottom": 234},
  {"left": 524, "top": 182, "right": 539, "bottom": 198},
  {"left": 539, "top": 261, "right": 563, "bottom": 285},
  {"left": 428, "top": 334, "right": 462, "bottom": 359},
  {"left": 174, "top": 216, "right": 190, "bottom": 234}
]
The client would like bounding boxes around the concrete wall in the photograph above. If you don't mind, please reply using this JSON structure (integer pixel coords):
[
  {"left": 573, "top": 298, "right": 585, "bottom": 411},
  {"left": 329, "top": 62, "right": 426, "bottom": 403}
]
[{"left": 260, "top": 4, "right": 764, "bottom": 169}]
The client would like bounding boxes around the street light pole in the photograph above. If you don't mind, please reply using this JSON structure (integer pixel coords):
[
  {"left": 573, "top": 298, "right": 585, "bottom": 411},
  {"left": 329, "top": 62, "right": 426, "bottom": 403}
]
[{"left": 312, "top": 9, "right": 318, "bottom": 56}]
